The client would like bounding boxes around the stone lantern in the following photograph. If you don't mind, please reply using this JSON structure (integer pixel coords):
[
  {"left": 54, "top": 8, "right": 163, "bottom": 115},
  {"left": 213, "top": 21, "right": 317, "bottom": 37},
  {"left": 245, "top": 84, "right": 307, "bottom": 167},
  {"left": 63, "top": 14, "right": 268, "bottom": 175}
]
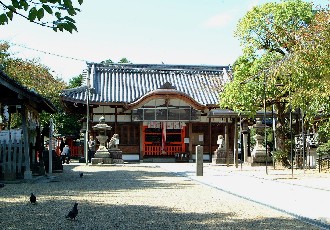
[
  {"left": 92, "top": 116, "right": 112, "bottom": 164},
  {"left": 250, "top": 118, "right": 271, "bottom": 164}
]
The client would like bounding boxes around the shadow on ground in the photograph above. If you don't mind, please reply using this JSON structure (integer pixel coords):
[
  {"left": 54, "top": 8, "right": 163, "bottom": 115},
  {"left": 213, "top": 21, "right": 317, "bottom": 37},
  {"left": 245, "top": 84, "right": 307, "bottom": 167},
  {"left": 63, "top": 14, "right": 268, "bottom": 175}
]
[{"left": 0, "top": 164, "right": 320, "bottom": 230}]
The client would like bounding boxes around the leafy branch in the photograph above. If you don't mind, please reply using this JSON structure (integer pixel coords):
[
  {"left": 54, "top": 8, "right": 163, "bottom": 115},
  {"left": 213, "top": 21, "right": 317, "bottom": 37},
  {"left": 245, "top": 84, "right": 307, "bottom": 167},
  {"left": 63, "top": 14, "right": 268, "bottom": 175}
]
[{"left": 0, "top": 0, "right": 83, "bottom": 33}]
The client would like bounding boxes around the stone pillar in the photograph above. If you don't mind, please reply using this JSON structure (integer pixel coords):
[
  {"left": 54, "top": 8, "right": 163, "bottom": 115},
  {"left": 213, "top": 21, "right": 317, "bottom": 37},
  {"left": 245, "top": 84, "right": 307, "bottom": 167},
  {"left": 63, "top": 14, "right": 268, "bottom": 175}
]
[{"left": 196, "top": 145, "right": 203, "bottom": 176}]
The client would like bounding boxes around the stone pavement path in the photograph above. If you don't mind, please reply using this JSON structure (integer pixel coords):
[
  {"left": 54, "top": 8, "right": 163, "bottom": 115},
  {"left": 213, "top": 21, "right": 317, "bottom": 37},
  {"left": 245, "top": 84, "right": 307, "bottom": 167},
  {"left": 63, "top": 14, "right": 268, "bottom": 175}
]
[{"left": 156, "top": 163, "right": 330, "bottom": 229}]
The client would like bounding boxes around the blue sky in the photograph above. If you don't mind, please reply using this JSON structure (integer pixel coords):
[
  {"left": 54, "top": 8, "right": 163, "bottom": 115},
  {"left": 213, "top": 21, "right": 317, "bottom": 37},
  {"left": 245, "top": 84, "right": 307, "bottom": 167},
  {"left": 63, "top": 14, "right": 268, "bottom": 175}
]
[{"left": 0, "top": 0, "right": 322, "bottom": 82}]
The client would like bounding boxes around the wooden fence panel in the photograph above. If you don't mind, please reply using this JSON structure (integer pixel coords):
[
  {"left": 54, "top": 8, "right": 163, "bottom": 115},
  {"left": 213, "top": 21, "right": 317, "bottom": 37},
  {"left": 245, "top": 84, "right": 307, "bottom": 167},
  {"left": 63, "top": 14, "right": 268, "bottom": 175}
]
[
  {"left": 0, "top": 140, "right": 6, "bottom": 173},
  {"left": 0, "top": 139, "right": 25, "bottom": 174}
]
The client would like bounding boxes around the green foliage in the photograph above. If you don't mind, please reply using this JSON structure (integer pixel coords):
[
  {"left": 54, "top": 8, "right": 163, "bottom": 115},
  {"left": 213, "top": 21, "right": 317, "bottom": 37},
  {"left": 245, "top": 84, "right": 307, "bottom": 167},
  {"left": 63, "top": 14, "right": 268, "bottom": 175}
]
[
  {"left": 0, "top": 0, "right": 83, "bottom": 33},
  {"left": 0, "top": 41, "right": 66, "bottom": 107},
  {"left": 1, "top": 41, "right": 84, "bottom": 138},
  {"left": 274, "top": 9, "right": 330, "bottom": 121},
  {"left": 118, "top": 58, "right": 131, "bottom": 64},
  {"left": 272, "top": 149, "right": 289, "bottom": 165},
  {"left": 68, "top": 74, "right": 83, "bottom": 88},
  {"left": 220, "top": 0, "right": 318, "bottom": 152},
  {"left": 100, "top": 59, "right": 114, "bottom": 66},
  {"left": 222, "top": 0, "right": 315, "bottom": 114},
  {"left": 101, "top": 58, "right": 132, "bottom": 65},
  {"left": 8, "top": 112, "right": 22, "bottom": 129},
  {"left": 316, "top": 118, "right": 330, "bottom": 143},
  {"left": 235, "top": 0, "right": 313, "bottom": 56},
  {"left": 55, "top": 113, "right": 83, "bottom": 137},
  {"left": 316, "top": 140, "right": 330, "bottom": 156}
]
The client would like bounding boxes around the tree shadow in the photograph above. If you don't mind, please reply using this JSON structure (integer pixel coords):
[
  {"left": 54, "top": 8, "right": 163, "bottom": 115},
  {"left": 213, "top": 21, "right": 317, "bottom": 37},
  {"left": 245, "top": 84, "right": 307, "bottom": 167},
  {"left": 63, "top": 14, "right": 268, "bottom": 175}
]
[{"left": 0, "top": 164, "right": 320, "bottom": 229}]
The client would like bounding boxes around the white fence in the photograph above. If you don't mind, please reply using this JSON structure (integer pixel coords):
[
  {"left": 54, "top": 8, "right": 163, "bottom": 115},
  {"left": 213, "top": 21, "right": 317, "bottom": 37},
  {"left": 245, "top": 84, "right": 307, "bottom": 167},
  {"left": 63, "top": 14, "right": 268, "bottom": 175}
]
[{"left": 0, "top": 139, "right": 25, "bottom": 175}]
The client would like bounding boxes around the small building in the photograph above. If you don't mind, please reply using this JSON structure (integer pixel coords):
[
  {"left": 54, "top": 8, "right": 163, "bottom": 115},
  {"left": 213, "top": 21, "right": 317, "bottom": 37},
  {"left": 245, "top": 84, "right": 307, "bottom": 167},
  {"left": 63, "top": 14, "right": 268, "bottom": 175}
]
[
  {"left": 0, "top": 70, "right": 56, "bottom": 179},
  {"left": 61, "top": 63, "right": 237, "bottom": 162}
]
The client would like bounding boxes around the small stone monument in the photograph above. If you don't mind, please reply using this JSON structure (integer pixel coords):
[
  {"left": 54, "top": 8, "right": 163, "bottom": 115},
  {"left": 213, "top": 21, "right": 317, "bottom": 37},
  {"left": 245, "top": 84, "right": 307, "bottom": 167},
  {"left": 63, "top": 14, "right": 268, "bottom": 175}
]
[
  {"left": 92, "top": 116, "right": 112, "bottom": 164},
  {"left": 212, "top": 135, "right": 229, "bottom": 164},
  {"left": 107, "top": 134, "right": 124, "bottom": 164},
  {"left": 250, "top": 118, "right": 271, "bottom": 164}
]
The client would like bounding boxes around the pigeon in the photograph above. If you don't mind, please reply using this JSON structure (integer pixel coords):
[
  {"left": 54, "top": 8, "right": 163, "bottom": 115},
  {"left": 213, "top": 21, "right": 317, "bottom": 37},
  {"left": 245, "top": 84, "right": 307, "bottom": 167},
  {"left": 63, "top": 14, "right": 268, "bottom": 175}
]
[
  {"left": 30, "top": 193, "right": 36, "bottom": 204},
  {"left": 66, "top": 202, "right": 78, "bottom": 220},
  {"left": 0, "top": 183, "right": 4, "bottom": 188},
  {"left": 79, "top": 173, "right": 83, "bottom": 178}
]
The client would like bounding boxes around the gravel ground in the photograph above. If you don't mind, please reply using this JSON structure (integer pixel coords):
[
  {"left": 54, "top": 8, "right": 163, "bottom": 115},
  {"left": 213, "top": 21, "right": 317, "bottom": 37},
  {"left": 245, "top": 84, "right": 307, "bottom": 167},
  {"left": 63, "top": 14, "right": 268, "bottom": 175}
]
[{"left": 0, "top": 164, "right": 322, "bottom": 230}]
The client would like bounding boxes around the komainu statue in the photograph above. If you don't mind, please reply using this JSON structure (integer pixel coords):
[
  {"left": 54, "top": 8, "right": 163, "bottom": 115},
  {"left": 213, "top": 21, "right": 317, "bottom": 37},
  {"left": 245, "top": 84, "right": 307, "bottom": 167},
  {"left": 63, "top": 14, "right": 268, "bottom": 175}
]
[{"left": 107, "top": 134, "right": 119, "bottom": 149}]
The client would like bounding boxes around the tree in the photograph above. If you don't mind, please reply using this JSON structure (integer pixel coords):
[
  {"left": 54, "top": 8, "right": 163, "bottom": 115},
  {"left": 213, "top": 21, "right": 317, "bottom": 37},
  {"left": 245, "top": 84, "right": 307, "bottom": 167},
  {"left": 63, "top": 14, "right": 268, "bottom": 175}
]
[
  {"left": 0, "top": 0, "right": 83, "bottom": 33},
  {"left": 220, "top": 0, "right": 315, "bottom": 151},
  {"left": 101, "top": 58, "right": 132, "bottom": 65},
  {"left": 1, "top": 41, "right": 83, "bottom": 137},
  {"left": 118, "top": 58, "right": 131, "bottom": 64},
  {"left": 100, "top": 59, "right": 114, "bottom": 66},
  {"left": 68, "top": 74, "right": 83, "bottom": 88},
  {"left": 1, "top": 42, "right": 66, "bottom": 107},
  {"left": 270, "top": 6, "right": 330, "bottom": 142}
]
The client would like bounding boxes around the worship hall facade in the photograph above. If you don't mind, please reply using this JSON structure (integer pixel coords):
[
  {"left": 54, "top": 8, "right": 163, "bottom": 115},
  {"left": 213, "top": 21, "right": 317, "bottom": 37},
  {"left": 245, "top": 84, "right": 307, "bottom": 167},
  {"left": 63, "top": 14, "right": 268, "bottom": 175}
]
[{"left": 61, "top": 63, "right": 237, "bottom": 162}]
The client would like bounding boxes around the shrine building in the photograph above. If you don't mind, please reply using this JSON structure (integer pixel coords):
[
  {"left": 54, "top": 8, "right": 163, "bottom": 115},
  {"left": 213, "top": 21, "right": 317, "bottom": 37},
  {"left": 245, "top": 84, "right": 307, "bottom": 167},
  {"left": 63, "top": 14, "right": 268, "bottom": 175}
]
[{"left": 60, "top": 63, "right": 238, "bottom": 162}]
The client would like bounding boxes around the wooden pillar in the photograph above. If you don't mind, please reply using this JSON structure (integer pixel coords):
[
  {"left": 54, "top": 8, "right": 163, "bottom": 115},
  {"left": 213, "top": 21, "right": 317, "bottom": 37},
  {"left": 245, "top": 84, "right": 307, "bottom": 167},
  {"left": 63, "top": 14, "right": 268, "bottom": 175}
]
[
  {"left": 234, "top": 117, "right": 238, "bottom": 168},
  {"left": 208, "top": 117, "right": 212, "bottom": 162},
  {"left": 225, "top": 118, "right": 229, "bottom": 167},
  {"left": 21, "top": 104, "right": 32, "bottom": 179},
  {"left": 139, "top": 122, "right": 143, "bottom": 161},
  {"left": 115, "top": 106, "right": 118, "bottom": 134},
  {"left": 188, "top": 122, "right": 192, "bottom": 159}
]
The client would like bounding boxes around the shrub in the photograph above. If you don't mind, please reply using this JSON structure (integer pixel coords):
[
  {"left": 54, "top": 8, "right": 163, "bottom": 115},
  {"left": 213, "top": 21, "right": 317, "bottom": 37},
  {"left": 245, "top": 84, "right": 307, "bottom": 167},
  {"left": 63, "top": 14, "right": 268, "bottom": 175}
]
[
  {"left": 316, "top": 140, "right": 330, "bottom": 156},
  {"left": 272, "top": 150, "right": 289, "bottom": 166}
]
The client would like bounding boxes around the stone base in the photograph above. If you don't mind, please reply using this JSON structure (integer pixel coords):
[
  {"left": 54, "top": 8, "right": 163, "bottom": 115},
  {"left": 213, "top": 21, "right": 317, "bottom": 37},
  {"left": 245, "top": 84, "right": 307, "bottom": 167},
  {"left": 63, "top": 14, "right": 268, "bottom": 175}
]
[
  {"left": 91, "top": 157, "right": 113, "bottom": 165},
  {"left": 94, "top": 150, "right": 111, "bottom": 158},
  {"left": 212, "top": 149, "right": 234, "bottom": 165},
  {"left": 109, "top": 149, "right": 123, "bottom": 164},
  {"left": 109, "top": 149, "right": 123, "bottom": 158},
  {"left": 113, "top": 159, "right": 124, "bottom": 164},
  {"left": 247, "top": 156, "right": 273, "bottom": 165},
  {"left": 212, "top": 157, "right": 234, "bottom": 164}
]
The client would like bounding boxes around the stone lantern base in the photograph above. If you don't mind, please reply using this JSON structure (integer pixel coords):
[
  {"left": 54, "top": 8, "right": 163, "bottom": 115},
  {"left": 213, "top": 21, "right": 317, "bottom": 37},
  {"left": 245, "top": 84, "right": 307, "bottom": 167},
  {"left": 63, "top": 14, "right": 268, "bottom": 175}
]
[
  {"left": 92, "top": 147, "right": 112, "bottom": 164},
  {"left": 91, "top": 148, "right": 124, "bottom": 165},
  {"left": 246, "top": 133, "right": 272, "bottom": 165}
]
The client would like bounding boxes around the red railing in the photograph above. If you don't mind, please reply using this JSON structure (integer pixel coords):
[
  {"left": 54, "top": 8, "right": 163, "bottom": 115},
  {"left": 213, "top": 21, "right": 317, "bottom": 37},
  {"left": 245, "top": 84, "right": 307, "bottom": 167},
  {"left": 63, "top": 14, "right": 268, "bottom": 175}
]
[
  {"left": 144, "top": 145, "right": 183, "bottom": 156},
  {"left": 71, "top": 146, "right": 84, "bottom": 158}
]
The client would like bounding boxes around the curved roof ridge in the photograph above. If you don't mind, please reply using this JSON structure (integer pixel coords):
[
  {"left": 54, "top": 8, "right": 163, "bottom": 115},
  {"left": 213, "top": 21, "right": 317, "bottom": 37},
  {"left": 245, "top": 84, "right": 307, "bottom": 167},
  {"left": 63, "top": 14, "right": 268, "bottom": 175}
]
[{"left": 88, "top": 62, "right": 230, "bottom": 73}]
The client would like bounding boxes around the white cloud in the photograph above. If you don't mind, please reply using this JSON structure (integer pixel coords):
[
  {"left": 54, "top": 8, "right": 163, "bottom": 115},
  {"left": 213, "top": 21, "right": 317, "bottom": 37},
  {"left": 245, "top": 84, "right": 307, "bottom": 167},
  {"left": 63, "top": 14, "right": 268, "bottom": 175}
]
[{"left": 204, "top": 11, "right": 235, "bottom": 28}]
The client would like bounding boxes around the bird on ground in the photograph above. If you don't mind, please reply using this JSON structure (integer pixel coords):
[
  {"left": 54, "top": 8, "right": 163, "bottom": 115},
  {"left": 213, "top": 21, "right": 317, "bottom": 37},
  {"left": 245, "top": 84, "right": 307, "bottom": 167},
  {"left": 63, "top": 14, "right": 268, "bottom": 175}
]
[
  {"left": 0, "top": 183, "right": 4, "bottom": 188},
  {"left": 79, "top": 172, "right": 83, "bottom": 178},
  {"left": 66, "top": 202, "right": 78, "bottom": 220},
  {"left": 30, "top": 193, "right": 36, "bottom": 204}
]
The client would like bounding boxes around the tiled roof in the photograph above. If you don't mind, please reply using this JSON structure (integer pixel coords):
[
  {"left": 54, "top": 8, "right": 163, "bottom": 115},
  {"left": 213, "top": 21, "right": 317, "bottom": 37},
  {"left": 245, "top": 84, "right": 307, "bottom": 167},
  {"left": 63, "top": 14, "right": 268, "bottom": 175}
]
[{"left": 61, "top": 63, "right": 231, "bottom": 106}]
